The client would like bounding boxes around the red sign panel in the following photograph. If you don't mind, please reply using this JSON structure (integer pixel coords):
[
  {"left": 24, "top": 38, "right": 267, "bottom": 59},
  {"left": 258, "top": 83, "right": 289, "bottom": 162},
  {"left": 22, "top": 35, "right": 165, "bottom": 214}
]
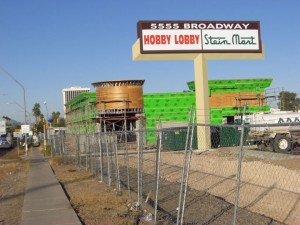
[{"left": 137, "top": 21, "right": 262, "bottom": 54}]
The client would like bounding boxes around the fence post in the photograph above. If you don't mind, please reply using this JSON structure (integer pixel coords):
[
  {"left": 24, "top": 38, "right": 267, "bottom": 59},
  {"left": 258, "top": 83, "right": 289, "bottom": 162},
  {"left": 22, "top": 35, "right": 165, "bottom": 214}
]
[
  {"left": 177, "top": 107, "right": 193, "bottom": 225},
  {"left": 233, "top": 103, "right": 247, "bottom": 225},
  {"left": 77, "top": 134, "right": 81, "bottom": 168},
  {"left": 104, "top": 123, "right": 112, "bottom": 186},
  {"left": 137, "top": 129, "right": 143, "bottom": 208},
  {"left": 124, "top": 121, "right": 131, "bottom": 199},
  {"left": 154, "top": 117, "right": 162, "bottom": 223},
  {"left": 113, "top": 135, "right": 121, "bottom": 194},
  {"left": 98, "top": 132, "right": 104, "bottom": 182},
  {"left": 180, "top": 109, "right": 196, "bottom": 225},
  {"left": 75, "top": 135, "right": 78, "bottom": 167},
  {"left": 51, "top": 136, "right": 54, "bottom": 158}
]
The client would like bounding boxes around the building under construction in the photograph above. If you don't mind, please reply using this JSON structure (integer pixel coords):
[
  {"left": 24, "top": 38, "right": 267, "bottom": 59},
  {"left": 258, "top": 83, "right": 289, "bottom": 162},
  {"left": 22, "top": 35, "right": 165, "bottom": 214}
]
[
  {"left": 65, "top": 78, "right": 273, "bottom": 144},
  {"left": 65, "top": 79, "right": 145, "bottom": 134}
]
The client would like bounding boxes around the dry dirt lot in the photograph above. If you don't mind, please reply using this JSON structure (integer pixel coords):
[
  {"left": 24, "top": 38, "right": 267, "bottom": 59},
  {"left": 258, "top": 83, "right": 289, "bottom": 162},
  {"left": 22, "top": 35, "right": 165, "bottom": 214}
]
[
  {"left": 0, "top": 147, "right": 155, "bottom": 225},
  {"left": 1, "top": 146, "right": 299, "bottom": 225},
  {"left": 122, "top": 147, "right": 300, "bottom": 225},
  {"left": 50, "top": 159, "right": 149, "bottom": 225},
  {"left": 0, "top": 148, "right": 29, "bottom": 225}
]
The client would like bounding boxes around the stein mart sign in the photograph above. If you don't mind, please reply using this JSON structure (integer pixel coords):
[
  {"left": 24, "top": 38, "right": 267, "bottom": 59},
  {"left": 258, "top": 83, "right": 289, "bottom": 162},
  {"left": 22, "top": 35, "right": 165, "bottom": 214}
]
[{"left": 137, "top": 21, "right": 261, "bottom": 53}]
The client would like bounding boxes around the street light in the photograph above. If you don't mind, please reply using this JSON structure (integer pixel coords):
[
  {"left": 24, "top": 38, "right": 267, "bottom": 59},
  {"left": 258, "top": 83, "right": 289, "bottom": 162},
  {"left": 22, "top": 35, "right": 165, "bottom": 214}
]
[
  {"left": 43, "top": 101, "right": 49, "bottom": 152},
  {"left": 0, "top": 66, "right": 28, "bottom": 155},
  {"left": 43, "top": 101, "right": 49, "bottom": 125}
]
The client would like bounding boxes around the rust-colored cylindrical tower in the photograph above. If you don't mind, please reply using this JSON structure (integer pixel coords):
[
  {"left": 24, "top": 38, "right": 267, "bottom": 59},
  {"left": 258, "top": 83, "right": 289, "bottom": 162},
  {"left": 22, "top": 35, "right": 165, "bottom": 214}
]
[{"left": 92, "top": 79, "right": 145, "bottom": 114}]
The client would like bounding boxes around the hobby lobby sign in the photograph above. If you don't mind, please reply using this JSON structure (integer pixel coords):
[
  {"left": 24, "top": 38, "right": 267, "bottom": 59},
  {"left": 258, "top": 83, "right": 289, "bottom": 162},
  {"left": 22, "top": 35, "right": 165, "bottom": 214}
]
[{"left": 137, "top": 21, "right": 262, "bottom": 53}]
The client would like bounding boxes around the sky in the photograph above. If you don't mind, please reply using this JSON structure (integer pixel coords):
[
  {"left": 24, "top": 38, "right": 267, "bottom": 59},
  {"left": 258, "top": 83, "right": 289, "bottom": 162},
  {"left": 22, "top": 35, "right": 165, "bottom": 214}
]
[{"left": 0, "top": 0, "right": 299, "bottom": 123}]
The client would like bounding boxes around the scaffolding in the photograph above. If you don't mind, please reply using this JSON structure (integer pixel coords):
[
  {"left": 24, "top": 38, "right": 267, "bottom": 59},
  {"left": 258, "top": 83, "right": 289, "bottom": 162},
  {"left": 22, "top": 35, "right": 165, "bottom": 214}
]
[{"left": 65, "top": 92, "right": 97, "bottom": 134}]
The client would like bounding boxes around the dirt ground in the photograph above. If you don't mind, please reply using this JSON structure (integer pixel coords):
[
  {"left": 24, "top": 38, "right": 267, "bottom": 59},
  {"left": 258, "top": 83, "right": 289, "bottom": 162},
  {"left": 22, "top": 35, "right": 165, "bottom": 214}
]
[
  {"left": 0, "top": 148, "right": 29, "bottom": 225},
  {"left": 0, "top": 147, "right": 155, "bottom": 225},
  {"left": 50, "top": 159, "right": 148, "bottom": 225},
  {"left": 126, "top": 147, "right": 300, "bottom": 224},
  {"left": 1, "top": 146, "right": 299, "bottom": 225}
]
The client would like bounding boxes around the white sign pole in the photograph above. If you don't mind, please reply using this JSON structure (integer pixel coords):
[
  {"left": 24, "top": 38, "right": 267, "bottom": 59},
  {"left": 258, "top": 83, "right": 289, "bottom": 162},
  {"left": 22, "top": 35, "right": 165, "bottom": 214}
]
[
  {"left": 21, "top": 124, "right": 30, "bottom": 155},
  {"left": 194, "top": 54, "right": 211, "bottom": 150}
]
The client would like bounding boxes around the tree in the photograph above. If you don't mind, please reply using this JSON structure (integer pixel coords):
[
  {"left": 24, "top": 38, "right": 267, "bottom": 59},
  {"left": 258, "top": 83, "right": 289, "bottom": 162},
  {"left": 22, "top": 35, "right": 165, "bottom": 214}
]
[
  {"left": 51, "top": 111, "right": 65, "bottom": 127},
  {"left": 36, "top": 114, "right": 45, "bottom": 134},
  {"left": 278, "top": 91, "right": 300, "bottom": 111},
  {"left": 32, "top": 103, "right": 41, "bottom": 124},
  {"left": 2, "top": 116, "right": 11, "bottom": 121}
]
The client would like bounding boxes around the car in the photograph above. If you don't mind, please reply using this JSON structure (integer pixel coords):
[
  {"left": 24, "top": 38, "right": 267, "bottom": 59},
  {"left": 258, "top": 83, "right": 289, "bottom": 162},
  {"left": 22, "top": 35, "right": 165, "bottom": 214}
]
[
  {"left": 0, "top": 133, "right": 14, "bottom": 149},
  {"left": 32, "top": 135, "right": 40, "bottom": 147}
]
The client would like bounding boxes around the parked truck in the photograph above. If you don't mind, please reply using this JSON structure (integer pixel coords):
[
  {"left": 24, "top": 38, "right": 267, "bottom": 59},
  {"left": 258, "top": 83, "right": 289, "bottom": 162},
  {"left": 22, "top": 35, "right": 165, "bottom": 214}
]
[
  {"left": 0, "top": 120, "right": 6, "bottom": 135},
  {"left": 0, "top": 120, "right": 14, "bottom": 149},
  {"left": 247, "top": 110, "right": 300, "bottom": 152}
]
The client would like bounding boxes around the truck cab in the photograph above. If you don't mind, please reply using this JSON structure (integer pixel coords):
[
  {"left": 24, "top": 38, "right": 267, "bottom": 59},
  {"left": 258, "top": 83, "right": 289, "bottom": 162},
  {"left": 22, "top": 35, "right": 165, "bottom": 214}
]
[{"left": 0, "top": 133, "right": 14, "bottom": 149}]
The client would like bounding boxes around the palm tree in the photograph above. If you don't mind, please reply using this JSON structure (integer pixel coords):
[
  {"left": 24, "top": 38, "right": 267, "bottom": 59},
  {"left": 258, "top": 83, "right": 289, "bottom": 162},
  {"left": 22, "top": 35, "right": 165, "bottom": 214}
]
[
  {"left": 2, "top": 116, "right": 11, "bottom": 121},
  {"left": 51, "top": 111, "right": 61, "bottom": 127},
  {"left": 32, "top": 103, "right": 41, "bottom": 124}
]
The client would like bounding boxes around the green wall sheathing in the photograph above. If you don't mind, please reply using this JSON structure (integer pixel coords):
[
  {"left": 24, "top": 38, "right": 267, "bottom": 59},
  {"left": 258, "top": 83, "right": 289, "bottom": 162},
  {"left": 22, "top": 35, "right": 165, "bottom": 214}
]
[
  {"left": 210, "top": 106, "right": 270, "bottom": 124},
  {"left": 66, "top": 92, "right": 97, "bottom": 134},
  {"left": 67, "top": 92, "right": 96, "bottom": 111},
  {"left": 187, "top": 79, "right": 273, "bottom": 95},
  {"left": 143, "top": 92, "right": 270, "bottom": 143},
  {"left": 144, "top": 92, "right": 195, "bottom": 143}
]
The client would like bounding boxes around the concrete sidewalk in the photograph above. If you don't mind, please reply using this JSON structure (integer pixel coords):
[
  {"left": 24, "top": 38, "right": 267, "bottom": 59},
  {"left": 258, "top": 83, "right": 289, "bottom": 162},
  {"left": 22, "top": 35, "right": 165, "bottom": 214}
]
[{"left": 22, "top": 149, "right": 81, "bottom": 225}]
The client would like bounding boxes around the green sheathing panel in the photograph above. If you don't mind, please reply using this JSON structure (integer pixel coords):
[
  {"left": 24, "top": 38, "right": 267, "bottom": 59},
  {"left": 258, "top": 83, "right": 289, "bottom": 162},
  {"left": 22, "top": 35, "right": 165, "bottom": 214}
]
[
  {"left": 66, "top": 92, "right": 97, "bottom": 134},
  {"left": 67, "top": 92, "right": 96, "bottom": 110},
  {"left": 210, "top": 106, "right": 271, "bottom": 124},
  {"left": 187, "top": 78, "right": 273, "bottom": 95},
  {"left": 144, "top": 92, "right": 195, "bottom": 143},
  {"left": 144, "top": 96, "right": 270, "bottom": 143}
]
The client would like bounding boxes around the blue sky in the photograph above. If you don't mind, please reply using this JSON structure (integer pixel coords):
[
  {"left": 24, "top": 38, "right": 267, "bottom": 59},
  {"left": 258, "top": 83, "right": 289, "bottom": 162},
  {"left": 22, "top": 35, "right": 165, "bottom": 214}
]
[{"left": 0, "top": 0, "right": 299, "bottom": 123}]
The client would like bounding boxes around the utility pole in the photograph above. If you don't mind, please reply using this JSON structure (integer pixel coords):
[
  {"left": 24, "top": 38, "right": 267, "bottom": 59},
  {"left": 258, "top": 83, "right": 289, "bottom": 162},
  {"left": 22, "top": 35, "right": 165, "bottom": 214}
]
[
  {"left": 0, "top": 66, "right": 28, "bottom": 155},
  {"left": 43, "top": 101, "right": 49, "bottom": 151}
]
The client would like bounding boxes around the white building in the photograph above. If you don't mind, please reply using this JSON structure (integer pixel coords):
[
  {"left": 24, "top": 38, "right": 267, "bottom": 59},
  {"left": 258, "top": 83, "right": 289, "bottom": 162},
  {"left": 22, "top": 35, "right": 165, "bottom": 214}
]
[{"left": 62, "top": 86, "right": 90, "bottom": 118}]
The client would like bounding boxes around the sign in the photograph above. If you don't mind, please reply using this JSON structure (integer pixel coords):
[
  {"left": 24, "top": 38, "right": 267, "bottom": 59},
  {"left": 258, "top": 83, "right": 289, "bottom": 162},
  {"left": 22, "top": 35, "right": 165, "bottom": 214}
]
[
  {"left": 13, "top": 132, "right": 22, "bottom": 139},
  {"left": 138, "top": 21, "right": 261, "bottom": 53},
  {"left": 21, "top": 125, "right": 30, "bottom": 134}
]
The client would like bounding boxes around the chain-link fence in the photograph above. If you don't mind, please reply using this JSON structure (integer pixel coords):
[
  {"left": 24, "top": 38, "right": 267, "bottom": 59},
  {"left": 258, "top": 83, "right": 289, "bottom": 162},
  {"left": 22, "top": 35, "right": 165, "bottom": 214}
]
[{"left": 48, "top": 120, "right": 300, "bottom": 225}]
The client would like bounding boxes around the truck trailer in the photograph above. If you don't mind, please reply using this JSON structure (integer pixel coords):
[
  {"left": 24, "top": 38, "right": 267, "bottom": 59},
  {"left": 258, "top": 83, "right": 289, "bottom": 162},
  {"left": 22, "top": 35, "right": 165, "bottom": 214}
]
[{"left": 247, "top": 110, "right": 300, "bottom": 152}]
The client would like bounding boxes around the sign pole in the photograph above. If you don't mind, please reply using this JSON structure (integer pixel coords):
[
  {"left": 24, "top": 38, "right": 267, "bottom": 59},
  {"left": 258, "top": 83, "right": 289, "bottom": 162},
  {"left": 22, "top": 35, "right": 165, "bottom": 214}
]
[
  {"left": 194, "top": 54, "right": 211, "bottom": 150},
  {"left": 21, "top": 124, "right": 30, "bottom": 156}
]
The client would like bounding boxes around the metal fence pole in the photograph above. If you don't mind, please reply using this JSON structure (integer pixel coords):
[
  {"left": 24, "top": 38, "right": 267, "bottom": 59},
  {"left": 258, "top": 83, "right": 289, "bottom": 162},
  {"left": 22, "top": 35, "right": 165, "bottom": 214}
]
[
  {"left": 137, "top": 129, "right": 143, "bottom": 207},
  {"left": 180, "top": 109, "right": 196, "bottom": 225},
  {"left": 233, "top": 103, "right": 247, "bottom": 225},
  {"left": 104, "top": 122, "right": 112, "bottom": 186},
  {"left": 51, "top": 136, "right": 54, "bottom": 158},
  {"left": 87, "top": 133, "right": 91, "bottom": 172},
  {"left": 177, "top": 107, "right": 193, "bottom": 225},
  {"left": 78, "top": 135, "right": 81, "bottom": 168},
  {"left": 98, "top": 132, "right": 104, "bottom": 182},
  {"left": 85, "top": 133, "right": 88, "bottom": 171},
  {"left": 154, "top": 117, "right": 163, "bottom": 223},
  {"left": 114, "top": 135, "right": 121, "bottom": 194},
  {"left": 91, "top": 134, "right": 97, "bottom": 176},
  {"left": 124, "top": 120, "right": 131, "bottom": 199},
  {"left": 61, "top": 132, "right": 65, "bottom": 162},
  {"left": 75, "top": 135, "right": 78, "bottom": 167}
]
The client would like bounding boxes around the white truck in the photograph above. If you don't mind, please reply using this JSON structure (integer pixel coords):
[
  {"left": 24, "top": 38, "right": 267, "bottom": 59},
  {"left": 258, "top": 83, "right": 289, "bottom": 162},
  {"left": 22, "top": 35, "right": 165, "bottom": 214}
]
[
  {"left": 0, "top": 120, "right": 6, "bottom": 135},
  {"left": 0, "top": 120, "right": 14, "bottom": 149},
  {"left": 247, "top": 110, "right": 300, "bottom": 152}
]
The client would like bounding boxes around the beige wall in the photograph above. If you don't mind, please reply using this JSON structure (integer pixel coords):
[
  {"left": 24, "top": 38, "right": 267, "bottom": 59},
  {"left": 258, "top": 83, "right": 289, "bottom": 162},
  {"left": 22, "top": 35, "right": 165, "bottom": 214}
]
[{"left": 209, "top": 92, "right": 266, "bottom": 108}]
